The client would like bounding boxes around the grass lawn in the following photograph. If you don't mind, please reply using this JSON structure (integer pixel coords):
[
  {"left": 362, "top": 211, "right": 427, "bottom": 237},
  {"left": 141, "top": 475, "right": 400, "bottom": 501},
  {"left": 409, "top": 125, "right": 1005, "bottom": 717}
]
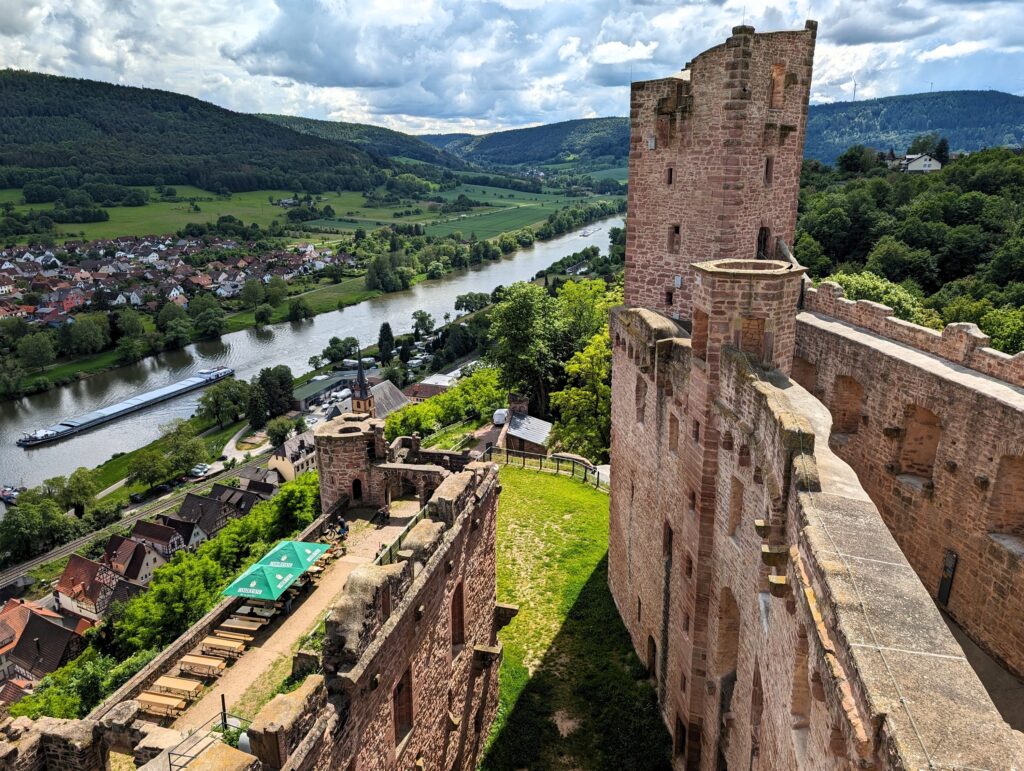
[
  {"left": 224, "top": 275, "right": 379, "bottom": 332},
  {"left": 21, "top": 348, "right": 121, "bottom": 390},
  {"left": 482, "top": 466, "right": 671, "bottom": 771},
  {"left": 421, "top": 418, "right": 487, "bottom": 450},
  {"left": 94, "top": 417, "right": 245, "bottom": 505}
]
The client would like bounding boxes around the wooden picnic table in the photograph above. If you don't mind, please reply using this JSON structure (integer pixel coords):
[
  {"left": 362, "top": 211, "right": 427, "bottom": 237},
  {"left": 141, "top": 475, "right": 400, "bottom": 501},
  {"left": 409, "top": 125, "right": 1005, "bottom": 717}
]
[
  {"left": 215, "top": 629, "right": 255, "bottom": 643},
  {"left": 180, "top": 654, "right": 226, "bottom": 677},
  {"left": 222, "top": 617, "right": 264, "bottom": 632},
  {"left": 138, "top": 690, "right": 186, "bottom": 716},
  {"left": 201, "top": 636, "right": 245, "bottom": 657},
  {"left": 154, "top": 675, "right": 203, "bottom": 699}
]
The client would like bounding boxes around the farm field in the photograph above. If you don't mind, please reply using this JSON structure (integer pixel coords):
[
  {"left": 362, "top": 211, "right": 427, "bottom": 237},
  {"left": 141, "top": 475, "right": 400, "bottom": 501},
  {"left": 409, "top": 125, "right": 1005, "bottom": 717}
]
[{"left": 588, "top": 166, "right": 629, "bottom": 181}]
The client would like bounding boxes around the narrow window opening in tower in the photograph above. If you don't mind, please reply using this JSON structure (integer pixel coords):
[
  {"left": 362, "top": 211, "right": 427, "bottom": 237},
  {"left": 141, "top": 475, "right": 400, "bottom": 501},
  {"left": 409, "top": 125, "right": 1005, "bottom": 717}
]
[
  {"left": 764, "top": 156, "right": 775, "bottom": 186},
  {"left": 666, "top": 166, "right": 674, "bottom": 185},
  {"left": 668, "top": 224, "right": 682, "bottom": 254},
  {"left": 757, "top": 226, "right": 771, "bottom": 259},
  {"left": 665, "top": 289, "right": 674, "bottom": 308}
]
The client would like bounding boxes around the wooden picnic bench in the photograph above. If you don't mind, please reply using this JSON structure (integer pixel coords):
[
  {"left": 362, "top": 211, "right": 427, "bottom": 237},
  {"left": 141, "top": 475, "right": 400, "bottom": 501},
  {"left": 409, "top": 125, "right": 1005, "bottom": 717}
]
[
  {"left": 201, "top": 636, "right": 245, "bottom": 657},
  {"left": 224, "top": 616, "right": 266, "bottom": 631},
  {"left": 214, "top": 629, "right": 255, "bottom": 643},
  {"left": 153, "top": 675, "right": 203, "bottom": 699},
  {"left": 179, "top": 654, "right": 227, "bottom": 678},
  {"left": 138, "top": 690, "right": 186, "bottom": 717}
]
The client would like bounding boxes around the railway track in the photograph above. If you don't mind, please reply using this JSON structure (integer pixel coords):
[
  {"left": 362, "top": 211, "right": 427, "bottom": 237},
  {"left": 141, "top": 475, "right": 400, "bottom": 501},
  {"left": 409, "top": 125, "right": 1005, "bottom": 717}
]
[{"left": 0, "top": 455, "right": 267, "bottom": 590}]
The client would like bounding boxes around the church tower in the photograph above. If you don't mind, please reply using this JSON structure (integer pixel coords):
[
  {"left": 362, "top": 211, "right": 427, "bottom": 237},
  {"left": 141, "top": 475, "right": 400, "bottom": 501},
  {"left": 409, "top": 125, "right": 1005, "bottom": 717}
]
[{"left": 351, "top": 354, "right": 375, "bottom": 417}]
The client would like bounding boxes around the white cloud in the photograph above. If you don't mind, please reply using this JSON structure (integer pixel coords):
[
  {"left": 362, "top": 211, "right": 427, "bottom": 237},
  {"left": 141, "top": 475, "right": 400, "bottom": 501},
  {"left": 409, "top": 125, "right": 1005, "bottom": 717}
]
[
  {"left": 917, "top": 40, "right": 989, "bottom": 62},
  {"left": 591, "top": 40, "right": 659, "bottom": 65},
  {"left": 0, "top": 0, "right": 1019, "bottom": 133}
]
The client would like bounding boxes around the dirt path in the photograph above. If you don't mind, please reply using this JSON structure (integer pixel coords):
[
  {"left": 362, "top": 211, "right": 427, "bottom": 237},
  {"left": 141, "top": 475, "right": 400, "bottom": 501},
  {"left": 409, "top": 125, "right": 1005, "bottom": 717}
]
[{"left": 173, "top": 508, "right": 416, "bottom": 730}]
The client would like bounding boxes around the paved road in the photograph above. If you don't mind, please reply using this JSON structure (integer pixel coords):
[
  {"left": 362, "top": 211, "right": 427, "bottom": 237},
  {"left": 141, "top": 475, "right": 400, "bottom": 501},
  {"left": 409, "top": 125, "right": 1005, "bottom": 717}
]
[{"left": 0, "top": 454, "right": 269, "bottom": 591}]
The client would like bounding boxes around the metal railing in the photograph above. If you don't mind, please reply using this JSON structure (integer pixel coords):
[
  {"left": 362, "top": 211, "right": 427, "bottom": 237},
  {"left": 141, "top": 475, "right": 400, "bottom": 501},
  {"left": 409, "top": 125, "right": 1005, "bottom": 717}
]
[
  {"left": 167, "top": 701, "right": 251, "bottom": 770},
  {"left": 373, "top": 505, "right": 430, "bottom": 566},
  {"left": 481, "top": 447, "right": 609, "bottom": 491}
]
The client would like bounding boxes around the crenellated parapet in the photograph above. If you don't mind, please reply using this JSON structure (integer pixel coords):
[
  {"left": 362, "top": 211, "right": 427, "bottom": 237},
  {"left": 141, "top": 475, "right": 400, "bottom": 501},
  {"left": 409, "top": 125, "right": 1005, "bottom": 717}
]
[{"left": 804, "top": 282, "right": 1024, "bottom": 387}]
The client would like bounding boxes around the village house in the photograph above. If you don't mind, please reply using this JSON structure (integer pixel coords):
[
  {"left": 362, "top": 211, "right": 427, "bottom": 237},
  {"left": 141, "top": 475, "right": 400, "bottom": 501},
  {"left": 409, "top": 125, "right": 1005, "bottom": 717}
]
[
  {"left": 54, "top": 554, "right": 145, "bottom": 621},
  {"left": 268, "top": 430, "right": 317, "bottom": 481}
]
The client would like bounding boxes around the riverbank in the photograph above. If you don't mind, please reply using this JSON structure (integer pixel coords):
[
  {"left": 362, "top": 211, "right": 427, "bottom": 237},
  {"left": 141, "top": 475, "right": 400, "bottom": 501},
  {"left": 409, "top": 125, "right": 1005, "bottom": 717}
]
[{"left": 0, "top": 216, "right": 623, "bottom": 487}]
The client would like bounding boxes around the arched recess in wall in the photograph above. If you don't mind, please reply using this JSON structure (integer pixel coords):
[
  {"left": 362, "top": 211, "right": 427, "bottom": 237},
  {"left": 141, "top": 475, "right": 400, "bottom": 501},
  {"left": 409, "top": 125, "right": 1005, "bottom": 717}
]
[
  {"left": 898, "top": 405, "right": 942, "bottom": 479},
  {"left": 830, "top": 375, "right": 865, "bottom": 434},
  {"left": 791, "top": 625, "right": 811, "bottom": 767},
  {"left": 750, "top": 662, "right": 764, "bottom": 769},
  {"left": 989, "top": 455, "right": 1024, "bottom": 538},
  {"left": 352, "top": 478, "right": 363, "bottom": 501},
  {"left": 791, "top": 357, "right": 817, "bottom": 393},
  {"left": 756, "top": 226, "right": 772, "bottom": 259}
]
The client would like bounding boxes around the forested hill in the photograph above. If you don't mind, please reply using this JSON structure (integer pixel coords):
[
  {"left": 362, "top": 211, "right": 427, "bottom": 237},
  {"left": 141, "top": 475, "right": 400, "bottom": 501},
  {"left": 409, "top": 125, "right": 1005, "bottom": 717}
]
[
  {"left": 417, "top": 91, "right": 1022, "bottom": 167},
  {"left": 421, "top": 118, "right": 630, "bottom": 166},
  {"left": 0, "top": 70, "right": 388, "bottom": 193},
  {"left": 258, "top": 114, "right": 471, "bottom": 170},
  {"left": 805, "top": 91, "right": 1024, "bottom": 163}
]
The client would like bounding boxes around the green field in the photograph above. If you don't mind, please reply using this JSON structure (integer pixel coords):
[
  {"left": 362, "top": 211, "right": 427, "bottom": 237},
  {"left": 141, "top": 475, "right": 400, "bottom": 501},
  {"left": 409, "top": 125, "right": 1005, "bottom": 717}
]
[
  {"left": 224, "top": 275, "right": 380, "bottom": 332},
  {"left": 483, "top": 466, "right": 671, "bottom": 770},
  {"left": 589, "top": 166, "right": 629, "bottom": 181}
]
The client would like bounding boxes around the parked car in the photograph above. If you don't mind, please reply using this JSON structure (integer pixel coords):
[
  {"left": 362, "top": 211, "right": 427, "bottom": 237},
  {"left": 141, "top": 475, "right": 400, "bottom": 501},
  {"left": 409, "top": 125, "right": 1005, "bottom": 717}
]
[{"left": 189, "top": 463, "right": 211, "bottom": 477}]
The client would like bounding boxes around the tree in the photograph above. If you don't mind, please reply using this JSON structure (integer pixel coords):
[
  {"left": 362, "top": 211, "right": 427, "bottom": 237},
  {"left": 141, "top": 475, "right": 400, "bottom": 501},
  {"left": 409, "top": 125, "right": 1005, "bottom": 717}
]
[
  {"left": 826, "top": 272, "right": 942, "bottom": 328},
  {"left": 63, "top": 468, "right": 99, "bottom": 515},
  {"left": 934, "top": 136, "right": 950, "bottom": 165},
  {"left": 266, "top": 416, "right": 294, "bottom": 447},
  {"left": 550, "top": 329, "right": 612, "bottom": 462},
  {"left": 116, "top": 309, "right": 146, "bottom": 339},
  {"left": 197, "top": 379, "right": 251, "bottom": 428},
  {"left": 381, "top": 363, "right": 406, "bottom": 388},
  {"left": 908, "top": 132, "right": 939, "bottom": 156},
  {"left": 0, "top": 499, "right": 77, "bottom": 563},
  {"left": 293, "top": 415, "right": 307, "bottom": 434},
  {"left": 454, "top": 292, "right": 490, "bottom": 314},
  {"left": 308, "top": 354, "right": 324, "bottom": 371},
  {"left": 193, "top": 308, "right": 226, "bottom": 338},
  {"left": 265, "top": 276, "right": 288, "bottom": 307},
  {"left": 836, "top": 144, "right": 878, "bottom": 174},
  {"left": 163, "top": 318, "right": 193, "bottom": 349},
  {"left": 323, "top": 336, "right": 358, "bottom": 363},
  {"left": 257, "top": 365, "right": 294, "bottom": 417},
  {"left": 399, "top": 339, "right": 413, "bottom": 364},
  {"left": 378, "top": 322, "right": 395, "bottom": 364},
  {"left": 17, "top": 333, "right": 55, "bottom": 371},
  {"left": 240, "top": 279, "right": 265, "bottom": 309},
  {"left": 864, "top": 236, "right": 938, "bottom": 288},
  {"left": 162, "top": 420, "right": 208, "bottom": 474},
  {"left": 254, "top": 304, "right": 273, "bottom": 326},
  {"left": 246, "top": 382, "right": 269, "bottom": 429},
  {"left": 488, "top": 282, "right": 555, "bottom": 414},
  {"left": 68, "top": 316, "right": 107, "bottom": 355},
  {"left": 115, "top": 336, "right": 147, "bottom": 364},
  {"left": 412, "top": 310, "right": 435, "bottom": 337},
  {"left": 288, "top": 297, "right": 313, "bottom": 321},
  {"left": 126, "top": 449, "right": 171, "bottom": 490}
]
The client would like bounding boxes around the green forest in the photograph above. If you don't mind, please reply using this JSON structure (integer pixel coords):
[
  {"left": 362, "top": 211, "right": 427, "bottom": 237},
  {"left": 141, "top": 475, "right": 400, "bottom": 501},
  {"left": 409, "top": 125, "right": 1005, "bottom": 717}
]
[
  {"left": 804, "top": 91, "right": 1024, "bottom": 163},
  {"left": 797, "top": 145, "right": 1024, "bottom": 353},
  {"left": 259, "top": 113, "right": 470, "bottom": 169},
  {"left": 421, "top": 117, "right": 630, "bottom": 166},
  {"left": 0, "top": 70, "right": 388, "bottom": 193}
]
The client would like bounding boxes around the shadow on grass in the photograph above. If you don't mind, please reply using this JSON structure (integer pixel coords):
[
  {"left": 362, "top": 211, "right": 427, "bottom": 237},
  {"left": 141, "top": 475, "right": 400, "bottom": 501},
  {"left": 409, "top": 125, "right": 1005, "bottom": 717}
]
[{"left": 482, "top": 554, "right": 672, "bottom": 771}]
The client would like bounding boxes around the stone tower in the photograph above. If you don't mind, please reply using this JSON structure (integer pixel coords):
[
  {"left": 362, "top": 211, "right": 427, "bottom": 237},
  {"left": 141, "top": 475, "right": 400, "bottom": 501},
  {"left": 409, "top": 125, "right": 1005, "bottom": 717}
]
[{"left": 623, "top": 22, "right": 816, "bottom": 319}]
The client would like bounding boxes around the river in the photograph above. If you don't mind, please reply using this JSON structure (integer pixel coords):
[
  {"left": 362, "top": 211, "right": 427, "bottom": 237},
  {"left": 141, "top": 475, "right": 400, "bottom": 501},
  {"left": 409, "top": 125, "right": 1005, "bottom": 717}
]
[{"left": 0, "top": 217, "right": 622, "bottom": 488}]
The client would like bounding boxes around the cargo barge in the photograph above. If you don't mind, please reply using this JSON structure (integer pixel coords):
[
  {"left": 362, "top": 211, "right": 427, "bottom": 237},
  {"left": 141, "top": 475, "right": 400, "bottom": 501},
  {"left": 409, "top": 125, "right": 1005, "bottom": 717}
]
[{"left": 16, "top": 367, "right": 234, "bottom": 448}]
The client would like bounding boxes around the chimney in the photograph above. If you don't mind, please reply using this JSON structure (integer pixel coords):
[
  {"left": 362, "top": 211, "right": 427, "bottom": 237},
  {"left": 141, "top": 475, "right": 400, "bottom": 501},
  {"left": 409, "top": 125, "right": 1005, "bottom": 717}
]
[{"left": 509, "top": 393, "right": 529, "bottom": 417}]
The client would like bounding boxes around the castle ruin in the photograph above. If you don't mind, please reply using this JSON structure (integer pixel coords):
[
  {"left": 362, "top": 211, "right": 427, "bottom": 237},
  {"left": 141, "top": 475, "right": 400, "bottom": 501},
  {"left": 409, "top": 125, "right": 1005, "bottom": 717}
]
[{"left": 610, "top": 21, "right": 1024, "bottom": 770}]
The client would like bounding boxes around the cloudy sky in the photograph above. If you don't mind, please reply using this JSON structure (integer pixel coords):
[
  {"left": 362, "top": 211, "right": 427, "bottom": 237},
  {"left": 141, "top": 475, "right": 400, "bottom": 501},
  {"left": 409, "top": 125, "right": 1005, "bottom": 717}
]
[{"left": 1, "top": 0, "right": 1021, "bottom": 134}]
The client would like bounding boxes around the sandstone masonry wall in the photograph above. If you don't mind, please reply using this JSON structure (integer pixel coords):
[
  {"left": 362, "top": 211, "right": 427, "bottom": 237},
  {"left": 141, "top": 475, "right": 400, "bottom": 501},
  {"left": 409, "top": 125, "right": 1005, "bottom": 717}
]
[
  {"left": 623, "top": 23, "right": 816, "bottom": 318},
  {"left": 610, "top": 304, "right": 1024, "bottom": 770},
  {"left": 795, "top": 305, "right": 1024, "bottom": 677}
]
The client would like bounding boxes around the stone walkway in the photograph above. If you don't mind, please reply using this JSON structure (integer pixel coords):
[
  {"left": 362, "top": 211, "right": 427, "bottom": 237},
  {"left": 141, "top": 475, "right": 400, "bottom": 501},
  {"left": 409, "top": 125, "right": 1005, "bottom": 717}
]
[{"left": 172, "top": 505, "right": 418, "bottom": 730}]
